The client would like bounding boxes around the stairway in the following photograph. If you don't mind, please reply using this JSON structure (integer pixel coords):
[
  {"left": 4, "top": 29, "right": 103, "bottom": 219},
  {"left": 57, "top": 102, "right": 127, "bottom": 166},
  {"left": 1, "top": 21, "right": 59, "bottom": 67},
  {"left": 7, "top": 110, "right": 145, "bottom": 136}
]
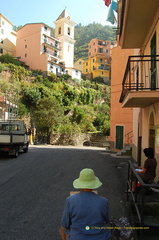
[{"left": 110, "top": 145, "right": 132, "bottom": 158}]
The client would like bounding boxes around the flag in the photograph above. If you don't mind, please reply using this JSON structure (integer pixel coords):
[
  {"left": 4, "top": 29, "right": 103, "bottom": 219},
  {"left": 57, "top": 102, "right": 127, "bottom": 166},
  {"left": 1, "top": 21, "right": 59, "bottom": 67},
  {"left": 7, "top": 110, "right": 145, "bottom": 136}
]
[
  {"left": 111, "top": 0, "right": 117, "bottom": 12},
  {"left": 106, "top": 4, "right": 116, "bottom": 24},
  {"left": 104, "top": 0, "right": 112, "bottom": 7}
]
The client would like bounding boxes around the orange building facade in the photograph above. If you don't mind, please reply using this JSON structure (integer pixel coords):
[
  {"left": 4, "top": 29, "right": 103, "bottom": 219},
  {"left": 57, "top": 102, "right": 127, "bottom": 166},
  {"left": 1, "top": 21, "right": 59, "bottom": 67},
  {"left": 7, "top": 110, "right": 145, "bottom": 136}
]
[
  {"left": 117, "top": 0, "right": 159, "bottom": 180},
  {"left": 110, "top": 46, "right": 133, "bottom": 150}
]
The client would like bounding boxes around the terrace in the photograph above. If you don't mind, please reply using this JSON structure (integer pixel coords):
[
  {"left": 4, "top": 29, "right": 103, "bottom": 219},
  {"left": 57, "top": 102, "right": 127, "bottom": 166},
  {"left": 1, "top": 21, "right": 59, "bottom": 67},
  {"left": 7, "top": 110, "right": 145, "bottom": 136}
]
[{"left": 120, "top": 55, "right": 159, "bottom": 108}]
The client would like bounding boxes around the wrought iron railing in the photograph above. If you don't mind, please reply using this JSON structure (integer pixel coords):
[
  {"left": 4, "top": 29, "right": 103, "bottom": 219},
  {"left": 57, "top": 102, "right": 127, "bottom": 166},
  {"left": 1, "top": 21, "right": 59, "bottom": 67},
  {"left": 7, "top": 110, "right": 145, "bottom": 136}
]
[
  {"left": 120, "top": 55, "right": 159, "bottom": 103},
  {"left": 125, "top": 130, "right": 133, "bottom": 144},
  {"left": 127, "top": 160, "right": 159, "bottom": 239}
]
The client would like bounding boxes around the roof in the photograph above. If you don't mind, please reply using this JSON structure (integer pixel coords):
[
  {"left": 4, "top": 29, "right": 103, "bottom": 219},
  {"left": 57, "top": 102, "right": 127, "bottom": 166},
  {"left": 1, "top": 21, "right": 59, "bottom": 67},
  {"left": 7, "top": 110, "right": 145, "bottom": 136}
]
[
  {"left": 17, "top": 22, "right": 52, "bottom": 31},
  {"left": 0, "top": 13, "right": 14, "bottom": 26},
  {"left": 56, "top": 9, "right": 71, "bottom": 21}
]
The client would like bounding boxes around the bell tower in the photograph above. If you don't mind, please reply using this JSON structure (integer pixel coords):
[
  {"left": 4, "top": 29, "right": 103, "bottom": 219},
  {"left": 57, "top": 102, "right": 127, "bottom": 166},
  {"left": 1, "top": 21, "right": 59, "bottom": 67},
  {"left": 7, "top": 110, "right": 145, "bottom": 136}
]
[{"left": 54, "top": 9, "right": 76, "bottom": 69}]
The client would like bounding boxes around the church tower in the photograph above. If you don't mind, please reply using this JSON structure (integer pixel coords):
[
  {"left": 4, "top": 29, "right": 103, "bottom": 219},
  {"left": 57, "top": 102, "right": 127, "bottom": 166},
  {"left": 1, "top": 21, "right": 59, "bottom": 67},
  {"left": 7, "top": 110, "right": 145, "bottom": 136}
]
[{"left": 54, "top": 9, "right": 76, "bottom": 71}]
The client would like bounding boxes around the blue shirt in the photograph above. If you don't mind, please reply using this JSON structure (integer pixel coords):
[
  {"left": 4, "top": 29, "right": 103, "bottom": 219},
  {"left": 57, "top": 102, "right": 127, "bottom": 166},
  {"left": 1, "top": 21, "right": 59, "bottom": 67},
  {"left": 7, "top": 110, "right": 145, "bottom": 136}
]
[{"left": 61, "top": 191, "right": 111, "bottom": 240}]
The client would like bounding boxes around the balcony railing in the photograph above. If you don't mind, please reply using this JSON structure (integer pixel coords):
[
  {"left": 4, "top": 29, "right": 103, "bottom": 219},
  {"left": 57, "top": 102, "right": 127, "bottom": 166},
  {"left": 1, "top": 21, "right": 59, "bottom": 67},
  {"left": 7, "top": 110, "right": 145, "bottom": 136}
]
[
  {"left": 98, "top": 66, "right": 110, "bottom": 71},
  {"left": 120, "top": 55, "right": 159, "bottom": 103},
  {"left": 127, "top": 160, "right": 159, "bottom": 239}
]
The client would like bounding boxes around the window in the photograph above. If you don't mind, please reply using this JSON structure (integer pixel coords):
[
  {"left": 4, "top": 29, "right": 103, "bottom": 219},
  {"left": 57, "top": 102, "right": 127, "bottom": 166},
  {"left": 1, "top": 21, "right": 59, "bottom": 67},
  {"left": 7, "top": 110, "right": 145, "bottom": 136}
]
[
  {"left": 106, "top": 49, "right": 109, "bottom": 53},
  {"left": 25, "top": 54, "right": 27, "bottom": 57},
  {"left": 25, "top": 45, "right": 27, "bottom": 48},
  {"left": 92, "top": 59, "right": 95, "bottom": 63},
  {"left": 0, "top": 124, "right": 21, "bottom": 131},
  {"left": 44, "top": 35, "right": 47, "bottom": 43},
  {"left": 44, "top": 26, "right": 47, "bottom": 31},
  {"left": 54, "top": 50, "right": 57, "bottom": 57},
  {"left": 43, "top": 46, "right": 47, "bottom": 52},
  {"left": 68, "top": 27, "right": 70, "bottom": 35},
  {"left": 1, "top": 29, "right": 4, "bottom": 34},
  {"left": 86, "top": 62, "right": 88, "bottom": 66},
  {"left": 100, "top": 58, "right": 102, "bottom": 63},
  {"left": 98, "top": 41, "right": 102, "bottom": 45},
  {"left": 76, "top": 70, "right": 78, "bottom": 75},
  {"left": 1, "top": 39, "right": 3, "bottom": 44},
  {"left": 58, "top": 27, "right": 61, "bottom": 34},
  {"left": 86, "top": 69, "right": 88, "bottom": 72},
  {"left": 55, "top": 41, "right": 58, "bottom": 48},
  {"left": 0, "top": 48, "right": 3, "bottom": 53},
  {"left": 98, "top": 48, "right": 103, "bottom": 53}
]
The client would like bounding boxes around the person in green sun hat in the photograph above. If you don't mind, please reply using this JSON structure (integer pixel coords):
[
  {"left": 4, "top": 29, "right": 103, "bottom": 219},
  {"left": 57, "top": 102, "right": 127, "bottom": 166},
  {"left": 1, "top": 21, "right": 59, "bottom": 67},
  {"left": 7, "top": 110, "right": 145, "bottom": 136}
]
[{"left": 59, "top": 168, "right": 111, "bottom": 240}]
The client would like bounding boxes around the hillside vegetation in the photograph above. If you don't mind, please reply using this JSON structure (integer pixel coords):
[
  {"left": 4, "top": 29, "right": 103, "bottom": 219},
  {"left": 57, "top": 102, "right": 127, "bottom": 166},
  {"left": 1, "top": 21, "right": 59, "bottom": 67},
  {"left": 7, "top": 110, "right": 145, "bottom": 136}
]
[
  {"left": 0, "top": 56, "right": 110, "bottom": 140},
  {"left": 74, "top": 23, "right": 116, "bottom": 61}
]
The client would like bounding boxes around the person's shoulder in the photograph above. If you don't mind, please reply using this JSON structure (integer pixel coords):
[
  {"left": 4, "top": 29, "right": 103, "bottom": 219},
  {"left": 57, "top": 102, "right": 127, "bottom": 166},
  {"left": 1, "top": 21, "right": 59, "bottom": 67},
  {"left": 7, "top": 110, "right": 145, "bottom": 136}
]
[
  {"left": 67, "top": 192, "right": 81, "bottom": 201},
  {"left": 95, "top": 194, "right": 108, "bottom": 203}
]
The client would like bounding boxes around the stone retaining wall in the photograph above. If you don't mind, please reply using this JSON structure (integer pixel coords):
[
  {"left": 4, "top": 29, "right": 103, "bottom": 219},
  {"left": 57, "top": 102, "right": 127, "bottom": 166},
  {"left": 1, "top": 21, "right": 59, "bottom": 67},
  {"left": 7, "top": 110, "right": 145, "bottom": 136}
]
[{"left": 48, "top": 133, "right": 109, "bottom": 147}]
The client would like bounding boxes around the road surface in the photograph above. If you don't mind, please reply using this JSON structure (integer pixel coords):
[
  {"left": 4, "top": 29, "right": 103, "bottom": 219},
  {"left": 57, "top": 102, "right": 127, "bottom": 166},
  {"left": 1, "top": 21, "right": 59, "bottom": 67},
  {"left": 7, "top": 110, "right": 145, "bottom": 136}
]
[{"left": 0, "top": 145, "right": 130, "bottom": 240}]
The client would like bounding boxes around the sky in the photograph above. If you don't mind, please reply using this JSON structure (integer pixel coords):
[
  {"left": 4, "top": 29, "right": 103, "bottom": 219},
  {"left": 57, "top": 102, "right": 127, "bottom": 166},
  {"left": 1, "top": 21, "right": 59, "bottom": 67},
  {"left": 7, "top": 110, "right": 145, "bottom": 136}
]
[{"left": 1, "top": 0, "right": 113, "bottom": 28}]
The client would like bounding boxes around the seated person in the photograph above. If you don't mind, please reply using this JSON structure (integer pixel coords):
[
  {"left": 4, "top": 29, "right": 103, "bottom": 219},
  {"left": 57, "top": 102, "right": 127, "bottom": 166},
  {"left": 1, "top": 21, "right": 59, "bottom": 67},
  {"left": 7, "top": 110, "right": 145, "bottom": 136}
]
[{"left": 136, "top": 147, "right": 157, "bottom": 183}]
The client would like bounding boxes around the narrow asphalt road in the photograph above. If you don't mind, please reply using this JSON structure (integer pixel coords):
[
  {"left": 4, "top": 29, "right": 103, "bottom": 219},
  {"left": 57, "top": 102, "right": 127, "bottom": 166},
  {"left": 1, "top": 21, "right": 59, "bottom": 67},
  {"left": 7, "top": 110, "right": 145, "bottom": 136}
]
[{"left": 0, "top": 145, "right": 130, "bottom": 240}]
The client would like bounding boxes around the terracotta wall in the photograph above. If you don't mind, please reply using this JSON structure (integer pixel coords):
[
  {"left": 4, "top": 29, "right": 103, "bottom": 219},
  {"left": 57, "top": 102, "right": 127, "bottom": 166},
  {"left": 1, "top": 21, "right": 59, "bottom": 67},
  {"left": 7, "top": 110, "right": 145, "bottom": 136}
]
[{"left": 110, "top": 45, "right": 134, "bottom": 149}]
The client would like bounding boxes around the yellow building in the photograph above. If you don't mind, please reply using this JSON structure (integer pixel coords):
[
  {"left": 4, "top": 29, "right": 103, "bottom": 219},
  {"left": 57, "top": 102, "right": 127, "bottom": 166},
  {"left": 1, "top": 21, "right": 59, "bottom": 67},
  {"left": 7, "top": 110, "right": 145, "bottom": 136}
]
[
  {"left": 74, "top": 58, "right": 84, "bottom": 72},
  {"left": 83, "top": 55, "right": 110, "bottom": 83},
  {"left": 0, "top": 14, "right": 16, "bottom": 56}
]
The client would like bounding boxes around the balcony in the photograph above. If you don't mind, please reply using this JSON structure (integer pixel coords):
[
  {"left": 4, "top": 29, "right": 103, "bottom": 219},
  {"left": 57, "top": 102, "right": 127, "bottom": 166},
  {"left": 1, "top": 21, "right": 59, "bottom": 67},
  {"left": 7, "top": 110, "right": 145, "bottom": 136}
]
[
  {"left": 43, "top": 48, "right": 61, "bottom": 59},
  {"left": 119, "top": 0, "right": 159, "bottom": 48},
  {"left": 120, "top": 55, "right": 159, "bottom": 108},
  {"left": 43, "top": 41, "right": 60, "bottom": 51},
  {"left": 98, "top": 65, "right": 110, "bottom": 71}
]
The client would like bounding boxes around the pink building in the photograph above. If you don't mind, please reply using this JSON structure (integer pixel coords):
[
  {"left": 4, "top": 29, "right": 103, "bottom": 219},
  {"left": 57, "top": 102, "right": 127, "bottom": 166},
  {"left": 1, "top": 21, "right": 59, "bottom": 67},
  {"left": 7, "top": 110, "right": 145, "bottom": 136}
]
[
  {"left": 16, "top": 23, "right": 65, "bottom": 76},
  {"left": 88, "top": 39, "right": 115, "bottom": 59}
]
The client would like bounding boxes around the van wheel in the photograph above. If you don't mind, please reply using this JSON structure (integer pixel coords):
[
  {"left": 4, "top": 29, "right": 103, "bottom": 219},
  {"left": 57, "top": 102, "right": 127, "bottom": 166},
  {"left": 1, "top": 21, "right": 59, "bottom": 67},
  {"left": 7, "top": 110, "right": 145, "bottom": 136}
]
[
  {"left": 23, "top": 146, "right": 28, "bottom": 153},
  {"left": 13, "top": 148, "right": 19, "bottom": 158}
]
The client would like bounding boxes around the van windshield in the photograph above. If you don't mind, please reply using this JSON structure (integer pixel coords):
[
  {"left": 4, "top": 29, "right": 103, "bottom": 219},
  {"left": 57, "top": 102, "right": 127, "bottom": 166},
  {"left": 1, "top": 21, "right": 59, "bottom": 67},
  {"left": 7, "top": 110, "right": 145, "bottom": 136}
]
[{"left": 0, "top": 124, "right": 21, "bottom": 131}]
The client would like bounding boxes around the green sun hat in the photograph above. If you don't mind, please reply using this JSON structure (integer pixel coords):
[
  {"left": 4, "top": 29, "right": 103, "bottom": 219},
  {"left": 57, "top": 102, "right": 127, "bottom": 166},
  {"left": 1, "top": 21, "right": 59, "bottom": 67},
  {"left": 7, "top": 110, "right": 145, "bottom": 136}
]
[{"left": 73, "top": 168, "right": 102, "bottom": 189}]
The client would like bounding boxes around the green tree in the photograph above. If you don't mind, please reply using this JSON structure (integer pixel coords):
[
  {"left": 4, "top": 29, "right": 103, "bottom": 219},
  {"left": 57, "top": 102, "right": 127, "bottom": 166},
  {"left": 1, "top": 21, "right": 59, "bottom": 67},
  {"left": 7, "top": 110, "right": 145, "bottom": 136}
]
[
  {"left": 22, "top": 88, "right": 41, "bottom": 107},
  {"left": 70, "top": 107, "right": 85, "bottom": 124},
  {"left": 0, "top": 54, "right": 22, "bottom": 66},
  {"left": 18, "top": 102, "right": 29, "bottom": 117},
  {"left": 33, "top": 97, "right": 64, "bottom": 141}
]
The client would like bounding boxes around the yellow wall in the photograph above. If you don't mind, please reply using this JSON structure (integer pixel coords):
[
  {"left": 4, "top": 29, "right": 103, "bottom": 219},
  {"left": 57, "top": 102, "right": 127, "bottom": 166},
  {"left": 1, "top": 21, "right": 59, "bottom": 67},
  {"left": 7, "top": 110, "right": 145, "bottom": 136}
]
[
  {"left": 83, "top": 56, "right": 110, "bottom": 79},
  {"left": 74, "top": 58, "right": 84, "bottom": 72}
]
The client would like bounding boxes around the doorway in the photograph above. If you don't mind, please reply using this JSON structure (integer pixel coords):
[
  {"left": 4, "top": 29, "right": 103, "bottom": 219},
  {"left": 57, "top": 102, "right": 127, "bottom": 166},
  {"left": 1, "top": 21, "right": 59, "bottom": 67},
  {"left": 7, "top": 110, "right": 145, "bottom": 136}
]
[{"left": 116, "top": 126, "right": 124, "bottom": 150}]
